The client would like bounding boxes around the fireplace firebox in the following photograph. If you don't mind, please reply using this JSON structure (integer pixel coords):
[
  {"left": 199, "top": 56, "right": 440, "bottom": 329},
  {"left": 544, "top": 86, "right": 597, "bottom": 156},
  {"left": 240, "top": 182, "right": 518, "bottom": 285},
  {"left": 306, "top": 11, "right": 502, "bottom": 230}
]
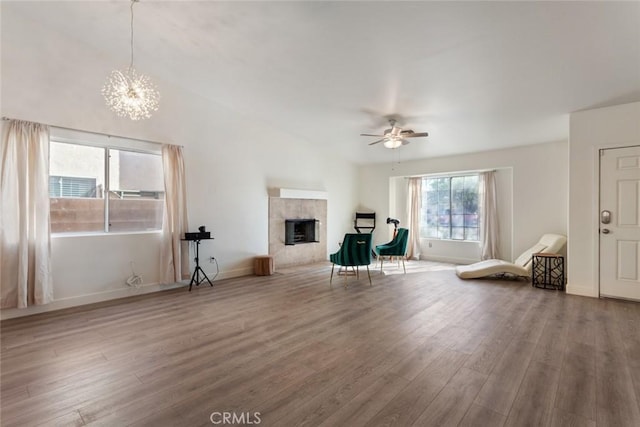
[{"left": 285, "top": 219, "right": 319, "bottom": 245}]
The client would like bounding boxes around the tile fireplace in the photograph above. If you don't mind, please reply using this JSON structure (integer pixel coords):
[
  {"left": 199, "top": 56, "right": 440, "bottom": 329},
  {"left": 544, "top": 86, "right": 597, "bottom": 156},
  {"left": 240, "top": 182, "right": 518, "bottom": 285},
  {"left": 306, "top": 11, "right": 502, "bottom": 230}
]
[{"left": 269, "top": 192, "right": 327, "bottom": 268}]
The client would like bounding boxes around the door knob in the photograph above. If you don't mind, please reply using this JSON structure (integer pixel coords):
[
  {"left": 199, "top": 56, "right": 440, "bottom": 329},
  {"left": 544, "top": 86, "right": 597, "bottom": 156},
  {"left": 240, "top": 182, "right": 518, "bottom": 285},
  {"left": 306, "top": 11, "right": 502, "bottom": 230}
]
[{"left": 602, "top": 229, "right": 611, "bottom": 234}]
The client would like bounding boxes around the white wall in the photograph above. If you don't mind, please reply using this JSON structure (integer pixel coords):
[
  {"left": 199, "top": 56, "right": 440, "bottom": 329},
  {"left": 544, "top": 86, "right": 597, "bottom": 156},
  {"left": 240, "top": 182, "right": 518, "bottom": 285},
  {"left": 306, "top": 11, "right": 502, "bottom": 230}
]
[
  {"left": 0, "top": 9, "right": 358, "bottom": 318},
  {"left": 358, "top": 140, "right": 568, "bottom": 265},
  {"left": 568, "top": 102, "right": 640, "bottom": 297}
]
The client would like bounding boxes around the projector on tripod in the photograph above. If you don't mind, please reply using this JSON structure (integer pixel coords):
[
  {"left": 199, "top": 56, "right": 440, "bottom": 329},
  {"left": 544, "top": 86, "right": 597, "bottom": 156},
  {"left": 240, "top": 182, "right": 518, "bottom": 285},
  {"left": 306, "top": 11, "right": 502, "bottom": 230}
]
[{"left": 185, "top": 225, "right": 210, "bottom": 241}]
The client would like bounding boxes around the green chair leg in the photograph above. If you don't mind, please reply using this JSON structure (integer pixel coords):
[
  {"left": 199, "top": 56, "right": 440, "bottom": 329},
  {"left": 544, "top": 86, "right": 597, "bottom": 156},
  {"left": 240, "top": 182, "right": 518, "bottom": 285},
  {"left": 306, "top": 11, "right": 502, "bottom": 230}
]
[
  {"left": 366, "top": 265, "right": 372, "bottom": 286},
  {"left": 330, "top": 264, "right": 335, "bottom": 287}
]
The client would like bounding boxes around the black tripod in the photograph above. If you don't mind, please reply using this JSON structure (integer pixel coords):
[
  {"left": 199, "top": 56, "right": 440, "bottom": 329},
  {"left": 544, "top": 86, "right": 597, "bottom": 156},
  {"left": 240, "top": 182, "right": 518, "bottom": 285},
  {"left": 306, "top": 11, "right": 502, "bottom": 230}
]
[{"left": 189, "top": 239, "right": 213, "bottom": 291}]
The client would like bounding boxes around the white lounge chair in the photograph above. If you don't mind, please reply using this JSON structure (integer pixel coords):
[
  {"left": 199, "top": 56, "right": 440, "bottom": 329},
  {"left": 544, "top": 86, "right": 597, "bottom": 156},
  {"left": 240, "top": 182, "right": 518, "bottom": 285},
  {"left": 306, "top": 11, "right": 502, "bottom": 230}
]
[{"left": 455, "top": 234, "right": 567, "bottom": 279}]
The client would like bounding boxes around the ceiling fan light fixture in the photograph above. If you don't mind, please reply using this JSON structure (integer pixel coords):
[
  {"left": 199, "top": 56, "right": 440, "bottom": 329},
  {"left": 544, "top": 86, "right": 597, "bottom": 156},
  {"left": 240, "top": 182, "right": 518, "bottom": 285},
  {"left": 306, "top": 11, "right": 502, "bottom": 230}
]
[
  {"left": 383, "top": 137, "right": 403, "bottom": 149},
  {"left": 362, "top": 117, "right": 428, "bottom": 149}
]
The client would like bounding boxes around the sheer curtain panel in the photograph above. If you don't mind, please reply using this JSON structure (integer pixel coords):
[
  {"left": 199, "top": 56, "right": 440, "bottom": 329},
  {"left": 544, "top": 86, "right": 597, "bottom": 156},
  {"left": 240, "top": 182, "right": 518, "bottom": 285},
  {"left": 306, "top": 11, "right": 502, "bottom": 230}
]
[
  {"left": 480, "top": 171, "right": 500, "bottom": 260},
  {"left": 0, "top": 120, "right": 53, "bottom": 308},
  {"left": 406, "top": 177, "right": 422, "bottom": 260},
  {"left": 160, "top": 144, "right": 190, "bottom": 283}
]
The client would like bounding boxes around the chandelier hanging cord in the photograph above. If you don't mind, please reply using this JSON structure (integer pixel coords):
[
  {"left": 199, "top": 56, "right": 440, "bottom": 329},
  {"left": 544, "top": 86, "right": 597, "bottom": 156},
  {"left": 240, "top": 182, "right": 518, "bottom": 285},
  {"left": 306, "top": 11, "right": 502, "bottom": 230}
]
[{"left": 129, "top": 0, "right": 136, "bottom": 72}]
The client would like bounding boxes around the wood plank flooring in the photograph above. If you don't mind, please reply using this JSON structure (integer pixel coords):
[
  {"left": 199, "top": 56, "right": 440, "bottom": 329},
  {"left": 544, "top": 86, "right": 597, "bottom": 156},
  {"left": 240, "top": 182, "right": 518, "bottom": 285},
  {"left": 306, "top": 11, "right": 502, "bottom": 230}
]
[{"left": 1, "top": 261, "right": 639, "bottom": 427}]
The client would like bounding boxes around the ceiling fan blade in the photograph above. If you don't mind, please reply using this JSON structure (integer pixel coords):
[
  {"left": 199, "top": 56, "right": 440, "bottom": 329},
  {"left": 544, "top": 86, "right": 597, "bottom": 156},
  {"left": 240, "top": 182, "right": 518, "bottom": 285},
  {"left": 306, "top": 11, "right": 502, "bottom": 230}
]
[
  {"left": 361, "top": 133, "right": 386, "bottom": 137},
  {"left": 401, "top": 132, "right": 429, "bottom": 138},
  {"left": 401, "top": 138, "right": 411, "bottom": 146},
  {"left": 368, "top": 138, "right": 386, "bottom": 146}
]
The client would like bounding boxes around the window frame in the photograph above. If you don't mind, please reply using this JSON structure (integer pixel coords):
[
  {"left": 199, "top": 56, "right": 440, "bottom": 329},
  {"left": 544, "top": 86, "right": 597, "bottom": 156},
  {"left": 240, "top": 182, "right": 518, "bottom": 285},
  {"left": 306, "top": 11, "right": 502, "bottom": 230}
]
[
  {"left": 420, "top": 173, "right": 480, "bottom": 242},
  {"left": 49, "top": 129, "right": 164, "bottom": 236}
]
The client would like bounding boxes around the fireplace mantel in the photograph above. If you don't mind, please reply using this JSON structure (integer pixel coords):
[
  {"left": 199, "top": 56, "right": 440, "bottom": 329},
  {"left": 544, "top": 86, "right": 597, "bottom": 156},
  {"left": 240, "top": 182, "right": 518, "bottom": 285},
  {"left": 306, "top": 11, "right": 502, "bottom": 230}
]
[{"left": 268, "top": 188, "right": 328, "bottom": 200}]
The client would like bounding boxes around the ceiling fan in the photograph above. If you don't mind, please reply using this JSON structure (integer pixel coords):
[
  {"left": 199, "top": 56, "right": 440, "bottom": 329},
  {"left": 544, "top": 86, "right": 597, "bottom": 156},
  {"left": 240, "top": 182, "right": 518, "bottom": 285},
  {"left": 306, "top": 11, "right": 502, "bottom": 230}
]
[{"left": 361, "top": 119, "right": 429, "bottom": 149}]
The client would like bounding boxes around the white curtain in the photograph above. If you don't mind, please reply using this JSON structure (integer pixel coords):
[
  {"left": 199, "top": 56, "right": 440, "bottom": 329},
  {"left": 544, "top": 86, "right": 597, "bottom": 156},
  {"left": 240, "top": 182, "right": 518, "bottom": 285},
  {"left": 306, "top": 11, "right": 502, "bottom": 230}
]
[
  {"left": 406, "top": 177, "right": 422, "bottom": 260},
  {"left": 0, "top": 120, "right": 53, "bottom": 308},
  {"left": 479, "top": 171, "right": 500, "bottom": 260},
  {"left": 160, "top": 144, "right": 190, "bottom": 283}
]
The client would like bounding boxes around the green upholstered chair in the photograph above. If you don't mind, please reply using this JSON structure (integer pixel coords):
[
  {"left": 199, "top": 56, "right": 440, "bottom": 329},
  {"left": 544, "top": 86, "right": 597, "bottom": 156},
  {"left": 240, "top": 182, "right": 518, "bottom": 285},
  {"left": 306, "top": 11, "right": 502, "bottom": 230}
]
[
  {"left": 329, "top": 233, "right": 373, "bottom": 287},
  {"left": 375, "top": 228, "right": 409, "bottom": 273}
]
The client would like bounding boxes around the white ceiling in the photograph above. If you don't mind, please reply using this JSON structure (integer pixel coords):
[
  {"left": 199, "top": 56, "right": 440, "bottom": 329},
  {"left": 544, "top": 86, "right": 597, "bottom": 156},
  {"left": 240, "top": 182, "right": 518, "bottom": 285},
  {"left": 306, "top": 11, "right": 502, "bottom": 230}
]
[{"left": 4, "top": 1, "right": 640, "bottom": 164}]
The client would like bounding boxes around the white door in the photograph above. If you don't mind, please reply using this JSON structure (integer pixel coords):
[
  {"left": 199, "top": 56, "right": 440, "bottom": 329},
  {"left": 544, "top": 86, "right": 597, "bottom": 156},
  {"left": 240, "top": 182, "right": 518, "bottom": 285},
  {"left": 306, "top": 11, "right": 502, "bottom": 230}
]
[{"left": 600, "top": 145, "right": 640, "bottom": 301}]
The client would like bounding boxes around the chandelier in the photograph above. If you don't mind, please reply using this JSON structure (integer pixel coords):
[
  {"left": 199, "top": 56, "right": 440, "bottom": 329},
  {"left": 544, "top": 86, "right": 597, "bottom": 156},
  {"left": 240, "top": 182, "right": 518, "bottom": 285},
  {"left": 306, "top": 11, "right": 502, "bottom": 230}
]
[{"left": 102, "top": 0, "right": 159, "bottom": 121}]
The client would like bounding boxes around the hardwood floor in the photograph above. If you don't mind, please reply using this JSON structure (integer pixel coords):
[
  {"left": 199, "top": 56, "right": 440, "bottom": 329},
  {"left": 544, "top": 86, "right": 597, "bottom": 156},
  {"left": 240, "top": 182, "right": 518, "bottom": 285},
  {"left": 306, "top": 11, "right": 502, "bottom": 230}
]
[{"left": 1, "top": 261, "right": 639, "bottom": 427}]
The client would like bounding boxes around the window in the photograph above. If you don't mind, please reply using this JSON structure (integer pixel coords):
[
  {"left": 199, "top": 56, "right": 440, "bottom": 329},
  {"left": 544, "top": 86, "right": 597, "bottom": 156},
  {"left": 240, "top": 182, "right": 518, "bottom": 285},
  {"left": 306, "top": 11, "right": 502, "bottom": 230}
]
[
  {"left": 49, "top": 176, "right": 98, "bottom": 198},
  {"left": 49, "top": 140, "right": 164, "bottom": 234},
  {"left": 108, "top": 149, "right": 164, "bottom": 232},
  {"left": 420, "top": 174, "right": 479, "bottom": 241},
  {"left": 49, "top": 142, "right": 106, "bottom": 233}
]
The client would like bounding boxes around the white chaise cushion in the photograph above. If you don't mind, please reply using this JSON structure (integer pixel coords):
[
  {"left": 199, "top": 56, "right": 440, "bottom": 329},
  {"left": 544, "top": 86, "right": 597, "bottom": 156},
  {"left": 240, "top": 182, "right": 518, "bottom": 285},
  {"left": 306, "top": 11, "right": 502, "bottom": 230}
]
[
  {"left": 538, "top": 234, "right": 567, "bottom": 254},
  {"left": 455, "top": 260, "right": 529, "bottom": 279},
  {"left": 455, "top": 233, "right": 567, "bottom": 280},
  {"left": 513, "top": 243, "right": 547, "bottom": 268}
]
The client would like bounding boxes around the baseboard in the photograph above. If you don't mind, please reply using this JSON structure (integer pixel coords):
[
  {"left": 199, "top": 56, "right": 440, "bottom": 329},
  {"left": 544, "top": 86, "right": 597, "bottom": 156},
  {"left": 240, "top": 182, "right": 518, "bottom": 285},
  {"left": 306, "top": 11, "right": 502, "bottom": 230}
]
[
  {"left": 0, "top": 266, "right": 255, "bottom": 320},
  {"left": 421, "top": 255, "right": 478, "bottom": 265},
  {"left": 0, "top": 281, "right": 186, "bottom": 320},
  {"left": 565, "top": 284, "right": 598, "bottom": 298},
  {"left": 213, "top": 266, "right": 254, "bottom": 280}
]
